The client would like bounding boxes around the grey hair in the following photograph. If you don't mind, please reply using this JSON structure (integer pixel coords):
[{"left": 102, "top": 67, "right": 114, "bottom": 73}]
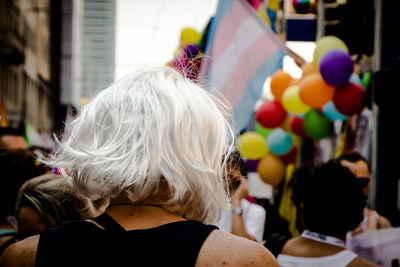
[{"left": 45, "top": 66, "right": 235, "bottom": 223}]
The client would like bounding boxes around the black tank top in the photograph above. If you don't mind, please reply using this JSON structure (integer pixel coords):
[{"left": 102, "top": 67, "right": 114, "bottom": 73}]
[{"left": 35, "top": 213, "right": 218, "bottom": 267}]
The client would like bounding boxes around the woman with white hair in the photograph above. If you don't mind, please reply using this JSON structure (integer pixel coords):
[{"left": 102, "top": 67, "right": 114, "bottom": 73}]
[{"left": 0, "top": 66, "right": 278, "bottom": 266}]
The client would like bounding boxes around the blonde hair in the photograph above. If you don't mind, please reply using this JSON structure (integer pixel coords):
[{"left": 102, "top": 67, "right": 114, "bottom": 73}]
[
  {"left": 15, "top": 174, "right": 96, "bottom": 227},
  {"left": 45, "top": 66, "right": 234, "bottom": 223}
]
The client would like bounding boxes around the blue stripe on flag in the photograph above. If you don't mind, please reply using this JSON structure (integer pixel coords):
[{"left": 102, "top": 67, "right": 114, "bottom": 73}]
[
  {"left": 204, "top": 0, "right": 236, "bottom": 55},
  {"left": 232, "top": 49, "right": 286, "bottom": 134}
]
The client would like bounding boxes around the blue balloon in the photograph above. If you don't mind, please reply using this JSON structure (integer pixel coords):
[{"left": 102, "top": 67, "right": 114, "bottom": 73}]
[
  {"left": 322, "top": 101, "right": 348, "bottom": 121},
  {"left": 266, "top": 128, "right": 293, "bottom": 156},
  {"left": 349, "top": 73, "right": 363, "bottom": 87}
]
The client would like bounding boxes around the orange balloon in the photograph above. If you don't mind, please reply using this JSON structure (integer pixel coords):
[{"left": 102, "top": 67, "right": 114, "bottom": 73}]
[
  {"left": 257, "top": 154, "right": 285, "bottom": 187},
  {"left": 289, "top": 79, "right": 301, "bottom": 86},
  {"left": 299, "top": 73, "right": 335, "bottom": 108},
  {"left": 270, "top": 70, "right": 293, "bottom": 102},
  {"left": 301, "top": 62, "right": 318, "bottom": 79}
]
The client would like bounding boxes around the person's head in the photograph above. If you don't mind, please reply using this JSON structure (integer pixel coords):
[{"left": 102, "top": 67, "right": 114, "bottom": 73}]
[
  {"left": 0, "top": 149, "right": 49, "bottom": 220},
  {"left": 15, "top": 174, "right": 96, "bottom": 237},
  {"left": 291, "top": 160, "right": 366, "bottom": 239},
  {"left": 225, "top": 151, "right": 248, "bottom": 194},
  {"left": 0, "top": 127, "right": 27, "bottom": 150},
  {"left": 338, "top": 152, "right": 370, "bottom": 196},
  {"left": 44, "top": 66, "right": 234, "bottom": 223}
]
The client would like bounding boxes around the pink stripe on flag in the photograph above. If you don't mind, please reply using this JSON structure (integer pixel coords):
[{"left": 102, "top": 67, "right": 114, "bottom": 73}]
[
  {"left": 211, "top": 1, "right": 251, "bottom": 59},
  {"left": 219, "top": 34, "right": 281, "bottom": 108}
]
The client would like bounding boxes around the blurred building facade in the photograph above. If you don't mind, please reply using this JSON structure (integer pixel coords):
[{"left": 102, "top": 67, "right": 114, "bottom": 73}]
[
  {"left": 0, "top": 0, "right": 53, "bottom": 133},
  {"left": 81, "top": 0, "right": 116, "bottom": 100},
  {"left": 0, "top": 0, "right": 85, "bottom": 148}
]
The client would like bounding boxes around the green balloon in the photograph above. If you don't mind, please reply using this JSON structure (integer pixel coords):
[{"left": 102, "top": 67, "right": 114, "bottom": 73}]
[
  {"left": 255, "top": 123, "right": 272, "bottom": 139},
  {"left": 362, "top": 72, "right": 371, "bottom": 90},
  {"left": 303, "top": 109, "right": 332, "bottom": 140}
]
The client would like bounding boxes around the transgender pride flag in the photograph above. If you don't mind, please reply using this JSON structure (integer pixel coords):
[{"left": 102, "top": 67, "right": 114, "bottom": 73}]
[{"left": 199, "top": 0, "right": 287, "bottom": 134}]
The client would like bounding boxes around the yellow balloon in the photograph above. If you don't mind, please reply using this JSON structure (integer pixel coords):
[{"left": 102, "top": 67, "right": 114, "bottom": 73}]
[
  {"left": 238, "top": 132, "right": 269, "bottom": 160},
  {"left": 180, "top": 28, "right": 202, "bottom": 45},
  {"left": 174, "top": 48, "right": 183, "bottom": 57},
  {"left": 282, "top": 85, "right": 311, "bottom": 115},
  {"left": 313, "top": 36, "right": 349, "bottom": 68}
]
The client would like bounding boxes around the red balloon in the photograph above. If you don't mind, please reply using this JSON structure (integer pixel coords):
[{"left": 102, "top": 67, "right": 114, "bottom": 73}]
[
  {"left": 280, "top": 146, "right": 298, "bottom": 165},
  {"left": 255, "top": 101, "right": 287, "bottom": 128},
  {"left": 290, "top": 115, "right": 307, "bottom": 137},
  {"left": 333, "top": 82, "right": 366, "bottom": 116}
]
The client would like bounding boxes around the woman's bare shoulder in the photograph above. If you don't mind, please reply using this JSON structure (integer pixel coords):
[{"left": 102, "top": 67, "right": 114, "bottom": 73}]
[
  {"left": 0, "top": 235, "right": 39, "bottom": 267},
  {"left": 196, "top": 230, "right": 278, "bottom": 267}
]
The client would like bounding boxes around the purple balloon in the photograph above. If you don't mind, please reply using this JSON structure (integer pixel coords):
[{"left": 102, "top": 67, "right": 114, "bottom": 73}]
[
  {"left": 245, "top": 159, "right": 260, "bottom": 172},
  {"left": 319, "top": 49, "right": 353, "bottom": 86},
  {"left": 184, "top": 44, "right": 200, "bottom": 58}
]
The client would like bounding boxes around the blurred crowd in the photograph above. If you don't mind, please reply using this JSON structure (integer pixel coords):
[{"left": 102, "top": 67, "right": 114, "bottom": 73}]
[{"left": 0, "top": 67, "right": 398, "bottom": 267}]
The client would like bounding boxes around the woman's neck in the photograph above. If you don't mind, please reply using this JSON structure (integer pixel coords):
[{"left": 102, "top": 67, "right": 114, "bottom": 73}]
[{"left": 104, "top": 200, "right": 186, "bottom": 230}]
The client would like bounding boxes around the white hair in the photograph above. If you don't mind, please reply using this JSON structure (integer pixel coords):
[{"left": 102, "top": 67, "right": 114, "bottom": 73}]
[{"left": 45, "top": 66, "right": 235, "bottom": 223}]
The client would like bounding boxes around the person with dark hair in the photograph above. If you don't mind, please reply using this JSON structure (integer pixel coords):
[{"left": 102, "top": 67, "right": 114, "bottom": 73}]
[
  {"left": 277, "top": 160, "right": 379, "bottom": 266},
  {"left": 0, "top": 149, "right": 49, "bottom": 251},
  {"left": 338, "top": 152, "right": 392, "bottom": 232},
  {"left": 217, "top": 151, "right": 266, "bottom": 243}
]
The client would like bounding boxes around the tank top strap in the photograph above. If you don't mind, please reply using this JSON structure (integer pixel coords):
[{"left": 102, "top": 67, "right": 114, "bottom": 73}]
[
  {"left": 338, "top": 249, "right": 359, "bottom": 266},
  {"left": 92, "top": 213, "right": 126, "bottom": 232}
]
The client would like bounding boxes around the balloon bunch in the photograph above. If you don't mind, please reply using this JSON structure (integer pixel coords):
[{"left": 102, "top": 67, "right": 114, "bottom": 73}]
[
  {"left": 168, "top": 27, "right": 203, "bottom": 81},
  {"left": 238, "top": 36, "right": 366, "bottom": 187}
]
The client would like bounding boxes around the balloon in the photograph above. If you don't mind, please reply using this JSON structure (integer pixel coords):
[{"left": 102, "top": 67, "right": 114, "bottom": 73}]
[
  {"left": 282, "top": 85, "right": 311, "bottom": 115},
  {"left": 280, "top": 146, "right": 298, "bottom": 165},
  {"left": 180, "top": 28, "right": 202, "bottom": 45},
  {"left": 313, "top": 36, "right": 349, "bottom": 68},
  {"left": 174, "top": 48, "right": 183, "bottom": 57},
  {"left": 281, "top": 115, "right": 292, "bottom": 133},
  {"left": 301, "top": 62, "right": 318, "bottom": 78},
  {"left": 245, "top": 159, "right": 260, "bottom": 172},
  {"left": 255, "top": 123, "right": 272, "bottom": 139},
  {"left": 270, "top": 70, "right": 293, "bottom": 102},
  {"left": 362, "top": 72, "right": 371, "bottom": 89},
  {"left": 238, "top": 132, "right": 268, "bottom": 160},
  {"left": 322, "top": 101, "right": 348, "bottom": 121},
  {"left": 173, "top": 56, "right": 187, "bottom": 73},
  {"left": 293, "top": 0, "right": 311, "bottom": 14},
  {"left": 349, "top": 73, "right": 363, "bottom": 87},
  {"left": 333, "top": 82, "right": 366, "bottom": 116},
  {"left": 184, "top": 44, "right": 200, "bottom": 58},
  {"left": 299, "top": 73, "right": 335, "bottom": 108},
  {"left": 303, "top": 109, "right": 332, "bottom": 140},
  {"left": 266, "top": 128, "right": 293, "bottom": 156},
  {"left": 257, "top": 154, "right": 285, "bottom": 186},
  {"left": 290, "top": 115, "right": 307, "bottom": 137},
  {"left": 319, "top": 50, "right": 354, "bottom": 86},
  {"left": 255, "top": 101, "right": 287, "bottom": 128},
  {"left": 289, "top": 79, "right": 301, "bottom": 86}
]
